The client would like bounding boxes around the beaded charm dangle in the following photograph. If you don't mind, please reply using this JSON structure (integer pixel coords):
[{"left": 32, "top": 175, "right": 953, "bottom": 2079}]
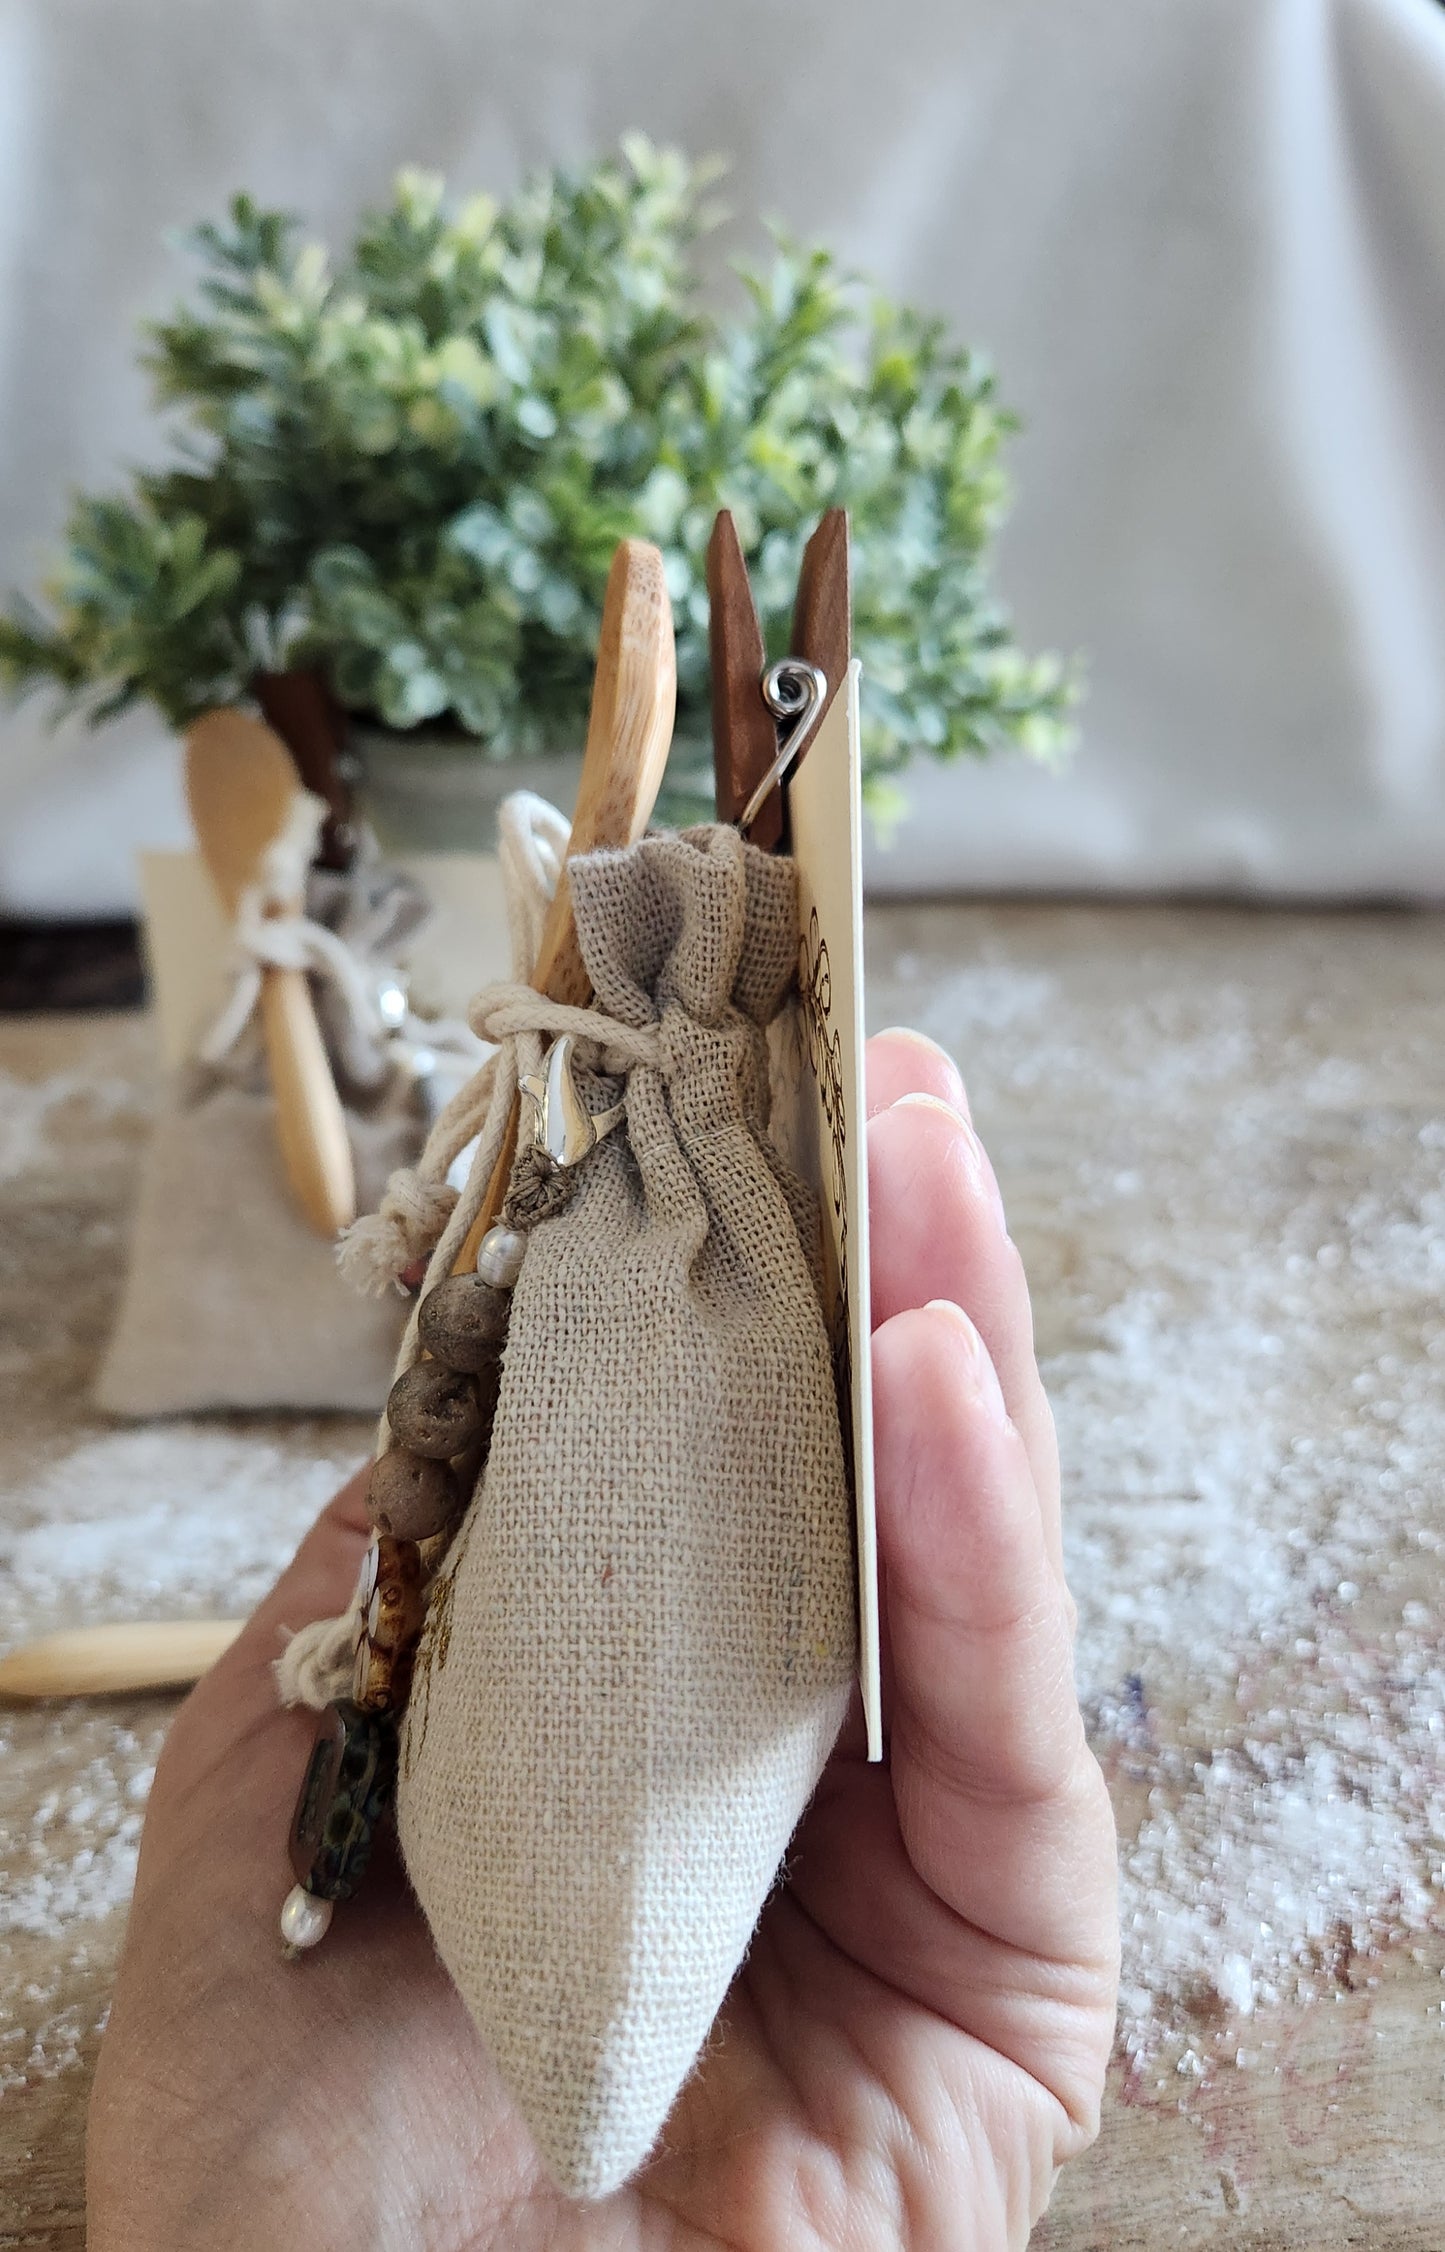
[{"left": 278, "top": 1037, "right": 625, "bottom": 1957}]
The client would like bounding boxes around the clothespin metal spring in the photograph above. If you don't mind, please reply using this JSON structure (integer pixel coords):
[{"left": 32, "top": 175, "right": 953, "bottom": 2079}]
[{"left": 739, "top": 660, "right": 830, "bottom": 838}]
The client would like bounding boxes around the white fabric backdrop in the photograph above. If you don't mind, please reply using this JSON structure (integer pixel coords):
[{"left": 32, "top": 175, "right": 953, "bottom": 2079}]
[{"left": 2, "top": 0, "right": 1444, "bottom": 909}]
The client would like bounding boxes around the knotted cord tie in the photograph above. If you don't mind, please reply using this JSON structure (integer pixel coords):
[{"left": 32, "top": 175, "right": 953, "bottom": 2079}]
[{"left": 199, "top": 793, "right": 389, "bottom": 1070}]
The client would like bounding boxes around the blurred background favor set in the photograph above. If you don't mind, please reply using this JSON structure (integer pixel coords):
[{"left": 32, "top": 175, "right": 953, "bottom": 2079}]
[{"left": 96, "top": 693, "right": 491, "bottom": 1415}]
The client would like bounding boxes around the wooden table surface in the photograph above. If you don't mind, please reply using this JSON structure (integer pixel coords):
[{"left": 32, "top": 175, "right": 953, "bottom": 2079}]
[{"left": 2, "top": 901, "right": 1442, "bottom": 2247}]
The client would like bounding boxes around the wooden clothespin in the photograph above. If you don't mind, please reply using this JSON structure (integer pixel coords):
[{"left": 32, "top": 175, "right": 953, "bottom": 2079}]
[
  {"left": 707, "top": 508, "right": 851, "bottom": 847},
  {"left": 709, "top": 506, "right": 882, "bottom": 1761}
]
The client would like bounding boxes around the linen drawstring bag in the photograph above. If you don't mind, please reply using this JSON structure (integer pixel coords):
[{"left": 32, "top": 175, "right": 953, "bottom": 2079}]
[
  {"left": 393, "top": 817, "right": 857, "bottom": 2196},
  {"left": 96, "top": 803, "right": 478, "bottom": 1417}
]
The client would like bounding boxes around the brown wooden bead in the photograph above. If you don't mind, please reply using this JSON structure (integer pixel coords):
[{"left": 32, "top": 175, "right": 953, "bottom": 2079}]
[
  {"left": 366, "top": 1448, "right": 458, "bottom": 1542},
  {"left": 417, "top": 1273, "right": 509, "bottom": 1373},
  {"left": 386, "top": 1362, "right": 484, "bottom": 1459}
]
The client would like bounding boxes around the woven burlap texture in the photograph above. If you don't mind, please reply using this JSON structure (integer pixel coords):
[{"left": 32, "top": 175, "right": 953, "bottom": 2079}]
[
  {"left": 398, "top": 824, "right": 856, "bottom": 2199},
  {"left": 94, "top": 1087, "right": 411, "bottom": 1415}
]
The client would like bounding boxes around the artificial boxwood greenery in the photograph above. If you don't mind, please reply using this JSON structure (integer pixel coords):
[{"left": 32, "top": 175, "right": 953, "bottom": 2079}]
[{"left": 0, "top": 137, "right": 1075, "bottom": 796}]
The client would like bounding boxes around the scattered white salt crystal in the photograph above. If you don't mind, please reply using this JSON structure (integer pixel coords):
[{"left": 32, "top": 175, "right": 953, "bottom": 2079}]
[{"left": 1216, "top": 1955, "right": 1255, "bottom": 2015}]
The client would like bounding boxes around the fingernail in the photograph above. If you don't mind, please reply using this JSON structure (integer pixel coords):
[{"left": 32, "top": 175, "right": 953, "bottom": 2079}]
[
  {"left": 925, "top": 1298, "right": 1012, "bottom": 1426},
  {"left": 890, "top": 1095, "right": 1008, "bottom": 1226},
  {"left": 877, "top": 1027, "right": 970, "bottom": 1118}
]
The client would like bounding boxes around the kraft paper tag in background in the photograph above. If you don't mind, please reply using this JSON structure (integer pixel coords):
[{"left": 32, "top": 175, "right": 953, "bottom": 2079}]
[
  {"left": 786, "top": 658, "right": 882, "bottom": 1760},
  {"left": 136, "top": 851, "right": 232, "bottom": 1069},
  {"left": 138, "top": 848, "right": 511, "bottom": 1070}
]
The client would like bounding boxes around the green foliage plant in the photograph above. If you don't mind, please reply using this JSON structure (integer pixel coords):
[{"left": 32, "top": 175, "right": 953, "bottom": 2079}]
[{"left": 0, "top": 137, "right": 1076, "bottom": 799}]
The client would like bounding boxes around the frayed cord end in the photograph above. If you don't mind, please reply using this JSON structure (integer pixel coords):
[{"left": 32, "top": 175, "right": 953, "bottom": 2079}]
[
  {"left": 337, "top": 1168, "right": 459, "bottom": 1297},
  {"left": 274, "top": 1613, "right": 357, "bottom": 1711}
]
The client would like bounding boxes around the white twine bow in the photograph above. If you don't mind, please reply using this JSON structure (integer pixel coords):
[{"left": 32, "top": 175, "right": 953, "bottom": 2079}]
[{"left": 199, "top": 791, "right": 397, "bottom": 1072}]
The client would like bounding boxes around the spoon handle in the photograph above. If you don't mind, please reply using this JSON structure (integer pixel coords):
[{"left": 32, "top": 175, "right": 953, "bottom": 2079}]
[
  {"left": 260, "top": 964, "right": 357, "bottom": 1237},
  {"left": 0, "top": 1620, "right": 244, "bottom": 1700},
  {"left": 454, "top": 539, "right": 676, "bottom": 1271}
]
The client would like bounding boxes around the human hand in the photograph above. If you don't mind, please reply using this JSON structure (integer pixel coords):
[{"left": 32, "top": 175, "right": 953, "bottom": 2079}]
[{"left": 87, "top": 1027, "right": 1118, "bottom": 2250}]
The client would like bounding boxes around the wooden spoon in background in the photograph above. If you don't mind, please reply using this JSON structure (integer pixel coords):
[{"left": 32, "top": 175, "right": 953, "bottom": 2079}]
[
  {"left": 185, "top": 710, "right": 357, "bottom": 1239},
  {"left": 454, "top": 535, "right": 676, "bottom": 1268},
  {"left": 0, "top": 1620, "right": 244, "bottom": 1701}
]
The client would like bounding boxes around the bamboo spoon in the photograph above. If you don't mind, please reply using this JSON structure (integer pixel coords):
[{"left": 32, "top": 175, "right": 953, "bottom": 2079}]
[
  {"left": 185, "top": 710, "right": 357, "bottom": 1237},
  {"left": 453, "top": 537, "right": 676, "bottom": 1269},
  {"left": 0, "top": 1620, "right": 244, "bottom": 1701}
]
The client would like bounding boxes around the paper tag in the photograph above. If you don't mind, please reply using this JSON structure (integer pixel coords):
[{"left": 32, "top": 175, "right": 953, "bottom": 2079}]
[
  {"left": 137, "top": 848, "right": 513, "bottom": 1070},
  {"left": 137, "top": 851, "right": 234, "bottom": 1069},
  {"left": 786, "top": 659, "right": 882, "bottom": 1760}
]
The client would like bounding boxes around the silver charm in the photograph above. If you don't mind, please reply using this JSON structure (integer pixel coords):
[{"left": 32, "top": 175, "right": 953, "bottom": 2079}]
[{"left": 519, "top": 1035, "right": 625, "bottom": 1171}]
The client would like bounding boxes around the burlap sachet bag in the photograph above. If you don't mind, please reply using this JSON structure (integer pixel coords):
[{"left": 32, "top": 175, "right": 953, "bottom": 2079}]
[
  {"left": 94, "top": 1084, "right": 416, "bottom": 1415},
  {"left": 397, "top": 824, "right": 857, "bottom": 2196},
  {"left": 96, "top": 848, "right": 470, "bottom": 1417}
]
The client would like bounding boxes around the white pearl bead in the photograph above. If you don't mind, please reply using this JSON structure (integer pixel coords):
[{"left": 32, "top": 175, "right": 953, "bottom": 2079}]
[
  {"left": 476, "top": 1225, "right": 526, "bottom": 1290},
  {"left": 279, "top": 1884, "right": 333, "bottom": 1952}
]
